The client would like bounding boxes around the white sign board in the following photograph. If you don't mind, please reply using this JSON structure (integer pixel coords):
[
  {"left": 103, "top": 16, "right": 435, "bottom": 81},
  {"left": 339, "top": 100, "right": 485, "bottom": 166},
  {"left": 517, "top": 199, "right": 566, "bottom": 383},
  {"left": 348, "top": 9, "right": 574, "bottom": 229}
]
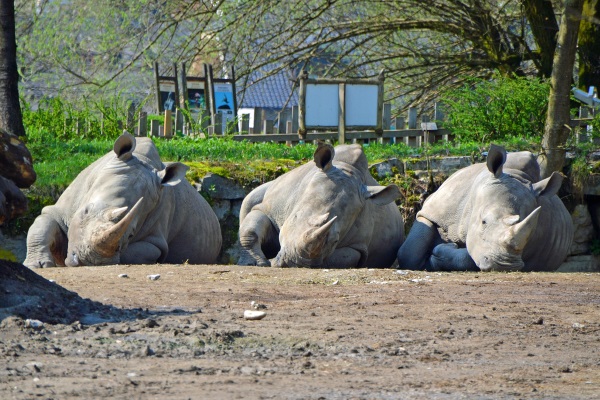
[
  {"left": 305, "top": 84, "right": 338, "bottom": 127},
  {"left": 345, "top": 84, "right": 378, "bottom": 126},
  {"left": 213, "top": 82, "right": 235, "bottom": 125}
]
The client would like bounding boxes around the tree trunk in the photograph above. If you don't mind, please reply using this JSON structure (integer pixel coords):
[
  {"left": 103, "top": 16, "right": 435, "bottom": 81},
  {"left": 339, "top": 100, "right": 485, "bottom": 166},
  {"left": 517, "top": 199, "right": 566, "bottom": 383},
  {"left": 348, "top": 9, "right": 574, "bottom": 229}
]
[
  {"left": 540, "top": 0, "right": 584, "bottom": 179},
  {"left": 522, "top": 0, "right": 559, "bottom": 78},
  {"left": 0, "top": 1, "right": 38, "bottom": 278},
  {"left": 0, "top": 0, "right": 25, "bottom": 138},
  {"left": 578, "top": 0, "right": 600, "bottom": 89}
]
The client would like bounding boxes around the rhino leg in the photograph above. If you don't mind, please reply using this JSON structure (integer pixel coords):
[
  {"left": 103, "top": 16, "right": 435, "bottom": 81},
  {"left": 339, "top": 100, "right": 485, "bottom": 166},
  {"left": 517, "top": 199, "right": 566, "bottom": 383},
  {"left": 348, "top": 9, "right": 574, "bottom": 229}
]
[
  {"left": 429, "top": 243, "right": 479, "bottom": 272},
  {"left": 24, "top": 214, "right": 67, "bottom": 268},
  {"left": 397, "top": 217, "right": 442, "bottom": 270},
  {"left": 238, "top": 210, "right": 279, "bottom": 267},
  {"left": 120, "top": 239, "right": 166, "bottom": 264},
  {"left": 323, "top": 246, "right": 365, "bottom": 269}
]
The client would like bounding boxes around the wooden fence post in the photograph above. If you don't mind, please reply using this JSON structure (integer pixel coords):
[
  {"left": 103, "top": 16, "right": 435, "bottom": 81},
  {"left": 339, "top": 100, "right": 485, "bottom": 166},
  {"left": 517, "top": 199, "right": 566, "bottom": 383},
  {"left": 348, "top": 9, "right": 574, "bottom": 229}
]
[
  {"left": 338, "top": 82, "right": 346, "bottom": 144},
  {"left": 254, "top": 108, "right": 263, "bottom": 134},
  {"left": 407, "top": 107, "right": 418, "bottom": 147},
  {"left": 127, "top": 103, "right": 136, "bottom": 130},
  {"left": 292, "top": 106, "right": 299, "bottom": 134},
  {"left": 138, "top": 112, "right": 147, "bottom": 137},
  {"left": 175, "top": 108, "right": 184, "bottom": 134},
  {"left": 263, "top": 119, "right": 274, "bottom": 134},
  {"left": 240, "top": 114, "right": 250, "bottom": 134},
  {"left": 214, "top": 111, "right": 223, "bottom": 135},
  {"left": 298, "top": 70, "right": 308, "bottom": 140},
  {"left": 150, "top": 119, "right": 160, "bottom": 137},
  {"left": 164, "top": 110, "right": 172, "bottom": 137}
]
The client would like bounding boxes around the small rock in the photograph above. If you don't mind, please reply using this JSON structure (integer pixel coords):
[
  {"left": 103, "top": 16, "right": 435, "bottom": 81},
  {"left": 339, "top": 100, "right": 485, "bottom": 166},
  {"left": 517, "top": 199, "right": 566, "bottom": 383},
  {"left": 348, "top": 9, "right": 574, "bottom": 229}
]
[
  {"left": 244, "top": 310, "right": 267, "bottom": 320},
  {"left": 250, "top": 301, "right": 267, "bottom": 310},
  {"left": 118, "top": 274, "right": 129, "bottom": 278},
  {"left": 572, "top": 322, "right": 586, "bottom": 329},
  {"left": 25, "top": 319, "right": 44, "bottom": 330},
  {"left": 147, "top": 274, "right": 160, "bottom": 281}
]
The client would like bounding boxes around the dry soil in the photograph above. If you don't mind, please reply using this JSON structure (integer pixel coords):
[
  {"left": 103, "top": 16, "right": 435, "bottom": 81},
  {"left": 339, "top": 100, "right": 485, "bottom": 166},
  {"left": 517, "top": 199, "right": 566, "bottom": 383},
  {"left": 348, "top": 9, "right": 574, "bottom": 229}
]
[{"left": 1, "top": 261, "right": 600, "bottom": 399}]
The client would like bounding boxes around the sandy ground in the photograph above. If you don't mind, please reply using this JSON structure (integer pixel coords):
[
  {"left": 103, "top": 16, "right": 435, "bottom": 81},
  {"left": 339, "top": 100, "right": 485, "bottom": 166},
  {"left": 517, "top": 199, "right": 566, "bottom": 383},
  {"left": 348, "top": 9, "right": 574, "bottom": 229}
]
[{"left": 1, "top": 262, "right": 600, "bottom": 399}]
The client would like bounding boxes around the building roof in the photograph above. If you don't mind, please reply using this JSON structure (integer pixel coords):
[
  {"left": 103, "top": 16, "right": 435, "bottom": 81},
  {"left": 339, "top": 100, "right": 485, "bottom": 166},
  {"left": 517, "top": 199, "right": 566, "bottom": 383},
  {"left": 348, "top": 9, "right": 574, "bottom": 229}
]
[{"left": 238, "top": 69, "right": 298, "bottom": 110}]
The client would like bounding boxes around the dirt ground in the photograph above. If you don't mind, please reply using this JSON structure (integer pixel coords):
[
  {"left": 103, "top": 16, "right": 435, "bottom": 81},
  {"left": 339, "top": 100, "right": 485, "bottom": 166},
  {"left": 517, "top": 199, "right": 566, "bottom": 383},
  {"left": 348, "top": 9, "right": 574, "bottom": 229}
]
[{"left": 1, "top": 262, "right": 600, "bottom": 400}]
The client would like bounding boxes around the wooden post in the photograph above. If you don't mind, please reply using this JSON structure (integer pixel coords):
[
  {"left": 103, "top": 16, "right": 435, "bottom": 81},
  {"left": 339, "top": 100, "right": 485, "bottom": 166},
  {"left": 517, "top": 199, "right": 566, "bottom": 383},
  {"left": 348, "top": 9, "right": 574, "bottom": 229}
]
[
  {"left": 164, "top": 110, "right": 172, "bottom": 137},
  {"left": 407, "top": 107, "right": 417, "bottom": 129},
  {"left": 286, "top": 120, "right": 293, "bottom": 146},
  {"left": 230, "top": 65, "right": 239, "bottom": 133},
  {"left": 395, "top": 116, "right": 405, "bottom": 145},
  {"left": 126, "top": 102, "right": 135, "bottom": 130},
  {"left": 254, "top": 108, "right": 263, "bottom": 134},
  {"left": 407, "top": 107, "right": 418, "bottom": 147},
  {"left": 375, "top": 70, "right": 384, "bottom": 136},
  {"left": 175, "top": 108, "right": 184, "bottom": 134},
  {"left": 172, "top": 62, "right": 180, "bottom": 109},
  {"left": 380, "top": 102, "right": 392, "bottom": 144},
  {"left": 154, "top": 62, "right": 161, "bottom": 113},
  {"left": 76, "top": 118, "right": 84, "bottom": 137},
  {"left": 241, "top": 114, "right": 250, "bottom": 133},
  {"left": 288, "top": 105, "right": 298, "bottom": 134},
  {"left": 298, "top": 70, "right": 308, "bottom": 140},
  {"left": 201, "top": 108, "right": 210, "bottom": 131},
  {"left": 206, "top": 63, "right": 216, "bottom": 126},
  {"left": 214, "top": 111, "right": 223, "bottom": 135},
  {"left": 263, "top": 120, "right": 274, "bottom": 134},
  {"left": 338, "top": 82, "right": 346, "bottom": 144},
  {"left": 278, "top": 109, "right": 290, "bottom": 134},
  {"left": 138, "top": 111, "right": 147, "bottom": 137},
  {"left": 150, "top": 119, "right": 160, "bottom": 137}
]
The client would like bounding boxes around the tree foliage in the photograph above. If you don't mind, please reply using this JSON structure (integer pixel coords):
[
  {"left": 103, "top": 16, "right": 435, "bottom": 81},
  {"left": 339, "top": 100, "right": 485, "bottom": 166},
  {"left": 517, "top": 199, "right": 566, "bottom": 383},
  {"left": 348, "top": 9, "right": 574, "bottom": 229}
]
[
  {"left": 14, "top": 0, "right": 574, "bottom": 114},
  {"left": 442, "top": 75, "right": 550, "bottom": 143}
]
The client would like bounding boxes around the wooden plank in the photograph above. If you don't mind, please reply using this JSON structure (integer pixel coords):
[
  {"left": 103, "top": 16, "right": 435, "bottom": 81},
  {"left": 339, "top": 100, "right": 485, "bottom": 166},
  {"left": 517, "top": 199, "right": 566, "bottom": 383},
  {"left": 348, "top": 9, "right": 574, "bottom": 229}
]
[
  {"left": 138, "top": 112, "right": 147, "bottom": 137},
  {"left": 338, "top": 82, "right": 346, "bottom": 144}
]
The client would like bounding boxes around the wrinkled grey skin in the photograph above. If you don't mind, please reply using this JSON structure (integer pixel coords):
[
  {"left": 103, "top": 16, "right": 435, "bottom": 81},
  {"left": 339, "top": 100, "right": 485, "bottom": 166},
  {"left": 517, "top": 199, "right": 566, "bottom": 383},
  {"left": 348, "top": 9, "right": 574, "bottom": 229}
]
[
  {"left": 24, "top": 132, "right": 222, "bottom": 268},
  {"left": 238, "top": 142, "right": 404, "bottom": 268},
  {"left": 397, "top": 144, "right": 573, "bottom": 272}
]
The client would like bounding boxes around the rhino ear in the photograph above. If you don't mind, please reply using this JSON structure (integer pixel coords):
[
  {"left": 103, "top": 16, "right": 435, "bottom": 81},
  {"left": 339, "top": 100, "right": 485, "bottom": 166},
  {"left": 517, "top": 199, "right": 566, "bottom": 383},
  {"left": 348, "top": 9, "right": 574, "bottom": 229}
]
[
  {"left": 364, "top": 184, "right": 401, "bottom": 206},
  {"left": 114, "top": 130, "right": 136, "bottom": 161},
  {"left": 158, "top": 162, "right": 189, "bottom": 187},
  {"left": 314, "top": 141, "right": 335, "bottom": 171},
  {"left": 486, "top": 144, "right": 507, "bottom": 178},
  {"left": 533, "top": 171, "right": 563, "bottom": 197}
]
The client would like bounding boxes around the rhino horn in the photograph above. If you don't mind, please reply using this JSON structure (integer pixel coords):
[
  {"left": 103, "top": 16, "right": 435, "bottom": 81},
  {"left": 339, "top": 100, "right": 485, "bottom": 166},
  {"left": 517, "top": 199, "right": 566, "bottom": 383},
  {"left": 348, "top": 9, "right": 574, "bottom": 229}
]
[
  {"left": 94, "top": 197, "right": 144, "bottom": 256},
  {"left": 504, "top": 206, "right": 541, "bottom": 251},
  {"left": 303, "top": 215, "right": 338, "bottom": 257}
]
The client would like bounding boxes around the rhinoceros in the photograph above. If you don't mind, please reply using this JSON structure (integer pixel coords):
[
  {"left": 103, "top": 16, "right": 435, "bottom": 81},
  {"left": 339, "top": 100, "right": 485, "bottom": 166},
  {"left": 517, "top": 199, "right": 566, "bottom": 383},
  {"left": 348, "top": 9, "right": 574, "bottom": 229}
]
[
  {"left": 397, "top": 144, "right": 573, "bottom": 272},
  {"left": 23, "top": 132, "right": 222, "bottom": 268},
  {"left": 238, "top": 142, "right": 404, "bottom": 268}
]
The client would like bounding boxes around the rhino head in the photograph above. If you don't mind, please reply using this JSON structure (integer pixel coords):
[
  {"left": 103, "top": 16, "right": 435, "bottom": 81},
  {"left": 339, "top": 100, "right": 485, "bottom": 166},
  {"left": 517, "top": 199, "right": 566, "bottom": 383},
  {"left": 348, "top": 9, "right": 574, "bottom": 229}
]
[
  {"left": 466, "top": 144, "right": 563, "bottom": 271},
  {"left": 64, "top": 132, "right": 188, "bottom": 266},
  {"left": 272, "top": 143, "right": 400, "bottom": 268}
]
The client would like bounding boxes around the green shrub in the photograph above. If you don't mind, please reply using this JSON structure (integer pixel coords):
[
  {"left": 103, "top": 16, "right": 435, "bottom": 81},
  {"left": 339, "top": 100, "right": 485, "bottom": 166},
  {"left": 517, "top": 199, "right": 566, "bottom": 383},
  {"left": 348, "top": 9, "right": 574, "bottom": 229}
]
[{"left": 441, "top": 74, "right": 550, "bottom": 144}]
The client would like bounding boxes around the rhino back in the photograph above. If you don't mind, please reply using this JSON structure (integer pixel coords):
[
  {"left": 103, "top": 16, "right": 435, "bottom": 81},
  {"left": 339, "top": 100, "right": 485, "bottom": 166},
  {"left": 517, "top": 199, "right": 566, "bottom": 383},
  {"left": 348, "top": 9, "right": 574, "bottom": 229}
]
[
  {"left": 417, "top": 163, "right": 485, "bottom": 244},
  {"left": 153, "top": 178, "right": 222, "bottom": 264},
  {"left": 522, "top": 195, "right": 573, "bottom": 271}
]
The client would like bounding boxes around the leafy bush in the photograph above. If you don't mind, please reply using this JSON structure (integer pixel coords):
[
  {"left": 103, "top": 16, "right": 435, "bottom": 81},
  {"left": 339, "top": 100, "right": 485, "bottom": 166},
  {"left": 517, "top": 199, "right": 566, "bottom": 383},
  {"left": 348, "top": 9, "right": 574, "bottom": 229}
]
[
  {"left": 21, "top": 95, "right": 134, "bottom": 142},
  {"left": 441, "top": 74, "right": 550, "bottom": 144}
]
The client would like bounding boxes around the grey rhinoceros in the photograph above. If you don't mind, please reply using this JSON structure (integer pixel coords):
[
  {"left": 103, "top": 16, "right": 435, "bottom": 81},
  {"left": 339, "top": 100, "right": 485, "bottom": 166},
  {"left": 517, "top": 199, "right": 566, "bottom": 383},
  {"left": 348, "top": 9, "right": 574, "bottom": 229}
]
[
  {"left": 24, "top": 132, "right": 222, "bottom": 268},
  {"left": 238, "top": 142, "right": 404, "bottom": 268},
  {"left": 397, "top": 144, "right": 573, "bottom": 272}
]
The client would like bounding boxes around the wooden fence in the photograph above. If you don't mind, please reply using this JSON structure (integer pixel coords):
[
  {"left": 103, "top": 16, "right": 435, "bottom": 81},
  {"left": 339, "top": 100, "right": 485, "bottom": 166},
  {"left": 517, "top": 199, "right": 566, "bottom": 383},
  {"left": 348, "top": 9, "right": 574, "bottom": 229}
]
[
  {"left": 134, "top": 103, "right": 454, "bottom": 148},
  {"left": 84, "top": 102, "right": 600, "bottom": 148}
]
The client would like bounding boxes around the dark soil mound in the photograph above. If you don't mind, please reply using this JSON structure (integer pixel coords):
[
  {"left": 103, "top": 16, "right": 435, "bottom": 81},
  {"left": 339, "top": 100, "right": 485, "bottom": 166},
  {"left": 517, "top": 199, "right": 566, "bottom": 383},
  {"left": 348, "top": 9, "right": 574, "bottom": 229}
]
[{"left": 0, "top": 260, "right": 143, "bottom": 324}]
